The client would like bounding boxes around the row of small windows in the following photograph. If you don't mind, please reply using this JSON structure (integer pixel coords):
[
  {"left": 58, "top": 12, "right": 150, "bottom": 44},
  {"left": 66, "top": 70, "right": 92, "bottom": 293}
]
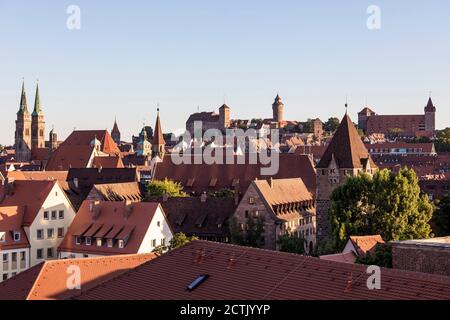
[
  {"left": 74, "top": 236, "right": 166, "bottom": 249},
  {"left": 43, "top": 210, "right": 65, "bottom": 220},
  {"left": 0, "top": 231, "right": 21, "bottom": 243},
  {"left": 36, "top": 228, "right": 65, "bottom": 240},
  {"left": 36, "top": 248, "right": 55, "bottom": 260},
  {"left": 2, "top": 251, "right": 26, "bottom": 264}
]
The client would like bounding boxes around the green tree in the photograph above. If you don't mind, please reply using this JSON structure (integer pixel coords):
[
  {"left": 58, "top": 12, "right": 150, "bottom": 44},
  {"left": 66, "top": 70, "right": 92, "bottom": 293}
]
[
  {"left": 435, "top": 128, "right": 450, "bottom": 153},
  {"left": 277, "top": 232, "right": 306, "bottom": 254},
  {"left": 324, "top": 117, "right": 340, "bottom": 133},
  {"left": 329, "top": 168, "right": 434, "bottom": 251},
  {"left": 145, "top": 179, "right": 188, "bottom": 199},
  {"left": 355, "top": 243, "right": 392, "bottom": 268},
  {"left": 152, "top": 232, "right": 198, "bottom": 254},
  {"left": 229, "top": 216, "right": 265, "bottom": 248},
  {"left": 208, "top": 188, "right": 235, "bottom": 198},
  {"left": 433, "top": 195, "right": 450, "bottom": 236}
]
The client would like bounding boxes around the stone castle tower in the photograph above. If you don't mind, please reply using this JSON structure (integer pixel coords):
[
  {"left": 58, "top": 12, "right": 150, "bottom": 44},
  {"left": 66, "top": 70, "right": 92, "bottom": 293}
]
[
  {"left": 315, "top": 112, "right": 377, "bottom": 244},
  {"left": 152, "top": 108, "right": 166, "bottom": 159},
  {"left": 424, "top": 97, "right": 436, "bottom": 134},
  {"left": 31, "top": 83, "right": 45, "bottom": 150},
  {"left": 219, "top": 104, "right": 231, "bottom": 130},
  {"left": 15, "top": 82, "right": 32, "bottom": 162},
  {"left": 272, "top": 94, "right": 284, "bottom": 126}
]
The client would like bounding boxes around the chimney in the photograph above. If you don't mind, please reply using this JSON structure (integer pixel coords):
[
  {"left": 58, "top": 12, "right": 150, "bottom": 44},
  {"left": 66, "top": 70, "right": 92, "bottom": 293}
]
[
  {"left": 200, "top": 192, "right": 207, "bottom": 203},
  {"left": 89, "top": 200, "right": 101, "bottom": 219},
  {"left": 124, "top": 200, "right": 133, "bottom": 219}
]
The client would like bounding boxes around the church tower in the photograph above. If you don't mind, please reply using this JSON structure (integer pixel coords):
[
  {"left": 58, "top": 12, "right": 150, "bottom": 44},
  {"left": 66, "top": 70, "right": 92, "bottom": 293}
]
[
  {"left": 424, "top": 97, "right": 436, "bottom": 134},
  {"left": 219, "top": 104, "right": 231, "bottom": 131},
  {"left": 272, "top": 94, "right": 284, "bottom": 126},
  {"left": 31, "top": 83, "right": 45, "bottom": 150},
  {"left": 15, "top": 81, "right": 32, "bottom": 162},
  {"left": 315, "top": 111, "right": 377, "bottom": 245},
  {"left": 49, "top": 126, "right": 58, "bottom": 151},
  {"left": 111, "top": 119, "right": 121, "bottom": 145},
  {"left": 152, "top": 108, "right": 166, "bottom": 158}
]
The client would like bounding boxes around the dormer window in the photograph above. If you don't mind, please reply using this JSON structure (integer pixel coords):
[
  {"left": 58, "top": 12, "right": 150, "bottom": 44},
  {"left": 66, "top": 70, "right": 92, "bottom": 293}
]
[
  {"left": 13, "top": 231, "right": 20, "bottom": 242},
  {"left": 107, "top": 239, "right": 114, "bottom": 248},
  {"left": 75, "top": 236, "right": 82, "bottom": 245},
  {"left": 0, "top": 232, "right": 5, "bottom": 243},
  {"left": 96, "top": 238, "right": 103, "bottom": 247},
  {"left": 85, "top": 237, "right": 92, "bottom": 246},
  {"left": 118, "top": 240, "right": 125, "bottom": 249}
]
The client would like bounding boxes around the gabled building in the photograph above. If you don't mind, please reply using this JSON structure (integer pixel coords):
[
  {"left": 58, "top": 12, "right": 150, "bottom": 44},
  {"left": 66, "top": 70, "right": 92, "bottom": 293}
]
[
  {"left": 234, "top": 178, "right": 316, "bottom": 251},
  {"left": 58, "top": 200, "right": 173, "bottom": 258},
  {"left": 316, "top": 113, "right": 377, "bottom": 244},
  {"left": 0, "top": 180, "right": 77, "bottom": 281}
]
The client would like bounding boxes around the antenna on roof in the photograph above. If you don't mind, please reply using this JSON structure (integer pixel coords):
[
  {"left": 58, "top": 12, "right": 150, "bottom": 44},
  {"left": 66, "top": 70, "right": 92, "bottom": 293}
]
[{"left": 345, "top": 95, "right": 349, "bottom": 114}]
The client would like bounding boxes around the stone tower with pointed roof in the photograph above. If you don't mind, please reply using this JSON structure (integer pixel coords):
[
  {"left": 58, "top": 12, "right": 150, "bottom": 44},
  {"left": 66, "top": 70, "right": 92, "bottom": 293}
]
[
  {"left": 15, "top": 82, "right": 32, "bottom": 161},
  {"left": 31, "top": 83, "right": 45, "bottom": 150},
  {"left": 315, "top": 113, "right": 378, "bottom": 244},
  {"left": 152, "top": 109, "right": 165, "bottom": 158},
  {"left": 111, "top": 119, "right": 121, "bottom": 145},
  {"left": 424, "top": 97, "right": 436, "bottom": 133},
  {"left": 49, "top": 126, "right": 58, "bottom": 151},
  {"left": 272, "top": 94, "right": 284, "bottom": 126}
]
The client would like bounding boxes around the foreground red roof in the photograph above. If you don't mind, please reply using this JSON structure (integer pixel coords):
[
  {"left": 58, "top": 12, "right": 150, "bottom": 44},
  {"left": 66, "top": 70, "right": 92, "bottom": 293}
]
[
  {"left": 75, "top": 240, "right": 450, "bottom": 300},
  {"left": 0, "top": 253, "right": 156, "bottom": 300}
]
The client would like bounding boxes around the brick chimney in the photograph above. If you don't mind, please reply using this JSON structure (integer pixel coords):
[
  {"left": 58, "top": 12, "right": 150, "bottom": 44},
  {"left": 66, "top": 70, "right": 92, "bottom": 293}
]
[{"left": 124, "top": 200, "right": 133, "bottom": 219}]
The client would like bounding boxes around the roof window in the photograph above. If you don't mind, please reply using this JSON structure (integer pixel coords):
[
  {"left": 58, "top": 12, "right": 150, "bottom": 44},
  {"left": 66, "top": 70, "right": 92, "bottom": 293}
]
[{"left": 186, "top": 274, "right": 210, "bottom": 292}]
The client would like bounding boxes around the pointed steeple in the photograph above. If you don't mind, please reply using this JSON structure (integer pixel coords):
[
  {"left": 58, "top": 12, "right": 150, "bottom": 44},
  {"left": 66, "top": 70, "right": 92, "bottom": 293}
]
[
  {"left": 425, "top": 97, "right": 436, "bottom": 113},
  {"left": 316, "top": 113, "right": 376, "bottom": 169},
  {"left": 18, "top": 80, "right": 28, "bottom": 115},
  {"left": 153, "top": 108, "right": 165, "bottom": 145},
  {"left": 32, "top": 82, "right": 42, "bottom": 116},
  {"left": 112, "top": 118, "right": 120, "bottom": 134}
]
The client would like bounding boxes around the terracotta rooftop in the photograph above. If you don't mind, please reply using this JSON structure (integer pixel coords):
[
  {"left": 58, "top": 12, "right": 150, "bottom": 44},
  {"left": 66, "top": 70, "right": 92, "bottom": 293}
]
[
  {"left": 153, "top": 153, "right": 316, "bottom": 196},
  {"left": 75, "top": 240, "right": 450, "bottom": 300},
  {"left": 58, "top": 201, "right": 166, "bottom": 256},
  {"left": 6, "top": 170, "right": 68, "bottom": 182},
  {"left": 91, "top": 182, "right": 143, "bottom": 201},
  {"left": 349, "top": 235, "right": 385, "bottom": 256},
  {"left": 0, "top": 180, "right": 57, "bottom": 226},
  {"left": 0, "top": 253, "right": 156, "bottom": 300},
  {"left": 186, "top": 112, "right": 220, "bottom": 124},
  {"left": 45, "top": 145, "right": 94, "bottom": 171},
  {"left": 148, "top": 197, "right": 236, "bottom": 239},
  {"left": 254, "top": 178, "right": 313, "bottom": 208},
  {"left": 61, "top": 130, "right": 120, "bottom": 155},
  {"left": 92, "top": 156, "right": 124, "bottom": 169},
  {"left": 319, "top": 251, "right": 357, "bottom": 264},
  {"left": 317, "top": 114, "right": 376, "bottom": 169},
  {"left": 0, "top": 206, "right": 29, "bottom": 250}
]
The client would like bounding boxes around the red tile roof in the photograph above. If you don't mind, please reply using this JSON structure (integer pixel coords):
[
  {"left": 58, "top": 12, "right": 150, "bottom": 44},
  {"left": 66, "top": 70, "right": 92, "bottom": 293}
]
[
  {"left": 45, "top": 145, "right": 94, "bottom": 171},
  {"left": 0, "top": 206, "right": 30, "bottom": 250},
  {"left": 0, "top": 180, "right": 57, "bottom": 226},
  {"left": 75, "top": 240, "right": 450, "bottom": 300},
  {"left": 90, "top": 182, "right": 142, "bottom": 201},
  {"left": 349, "top": 235, "right": 385, "bottom": 255},
  {"left": 153, "top": 153, "right": 316, "bottom": 196},
  {"left": 319, "top": 251, "right": 357, "bottom": 264},
  {"left": 92, "top": 156, "right": 124, "bottom": 169},
  {"left": 317, "top": 114, "right": 376, "bottom": 169},
  {"left": 58, "top": 201, "right": 166, "bottom": 255},
  {"left": 61, "top": 130, "right": 120, "bottom": 155},
  {"left": 366, "top": 114, "right": 425, "bottom": 136},
  {"left": 6, "top": 170, "right": 68, "bottom": 182},
  {"left": 254, "top": 178, "right": 313, "bottom": 207},
  {"left": 0, "top": 253, "right": 156, "bottom": 300}
]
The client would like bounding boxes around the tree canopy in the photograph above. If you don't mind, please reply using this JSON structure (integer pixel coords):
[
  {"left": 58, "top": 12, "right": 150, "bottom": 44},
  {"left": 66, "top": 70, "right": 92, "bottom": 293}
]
[
  {"left": 152, "top": 232, "right": 198, "bottom": 255},
  {"left": 328, "top": 168, "right": 434, "bottom": 251},
  {"left": 324, "top": 117, "right": 340, "bottom": 133},
  {"left": 433, "top": 195, "right": 450, "bottom": 236},
  {"left": 277, "top": 232, "right": 306, "bottom": 255},
  {"left": 229, "top": 216, "right": 265, "bottom": 248},
  {"left": 145, "top": 179, "right": 188, "bottom": 199}
]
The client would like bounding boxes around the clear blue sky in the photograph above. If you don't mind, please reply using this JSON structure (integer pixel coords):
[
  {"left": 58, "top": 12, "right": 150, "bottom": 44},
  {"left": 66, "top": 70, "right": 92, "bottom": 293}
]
[{"left": 1, "top": 0, "right": 449, "bottom": 144}]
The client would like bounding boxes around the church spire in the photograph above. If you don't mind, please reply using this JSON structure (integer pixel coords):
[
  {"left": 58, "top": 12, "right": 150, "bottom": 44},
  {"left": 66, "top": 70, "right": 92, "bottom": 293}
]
[
  {"left": 32, "top": 82, "right": 42, "bottom": 116},
  {"left": 152, "top": 107, "right": 166, "bottom": 158},
  {"left": 18, "top": 80, "right": 28, "bottom": 115}
]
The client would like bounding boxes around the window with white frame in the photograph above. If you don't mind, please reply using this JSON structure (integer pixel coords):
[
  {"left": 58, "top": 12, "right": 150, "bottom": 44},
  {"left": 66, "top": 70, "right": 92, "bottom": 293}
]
[
  {"left": 0, "top": 232, "right": 5, "bottom": 243},
  {"left": 151, "top": 239, "right": 157, "bottom": 248},
  {"left": 51, "top": 211, "right": 57, "bottom": 220},
  {"left": 107, "top": 239, "right": 114, "bottom": 248},
  {"left": 2, "top": 253, "right": 8, "bottom": 263},
  {"left": 36, "top": 249, "right": 43, "bottom": 260},
  {"left": 58, "top": 210, "right": 64, "bottom": 219},
  {"left": 85, "top": 237, "right": 92, "bottom": 246},
  {"left": 118, "top": 240, "right": 124, "bottom": 248},
  {"left": 75, "top": 236, "right": 81, "bottom": 245},
  {"left": 57, "top": 228, "right": 64, "bottom": 238},
  {"left": 96, "top": 238, "right": 102, "bottom": 247},
  {"left": 47, "top": 248, "right": 54, "bottom": 258},
  {"left": 47, "top": 228, "right": 54, "bottom": 239},
  {"left": 13, "top": 231, "right": 20, "bottom": 242},
  {"left": 37, "top": 229, "right": 44, "bottom": 240},
  {"left": 43, "top": 211, "right": 49, "bottom": 220}
]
